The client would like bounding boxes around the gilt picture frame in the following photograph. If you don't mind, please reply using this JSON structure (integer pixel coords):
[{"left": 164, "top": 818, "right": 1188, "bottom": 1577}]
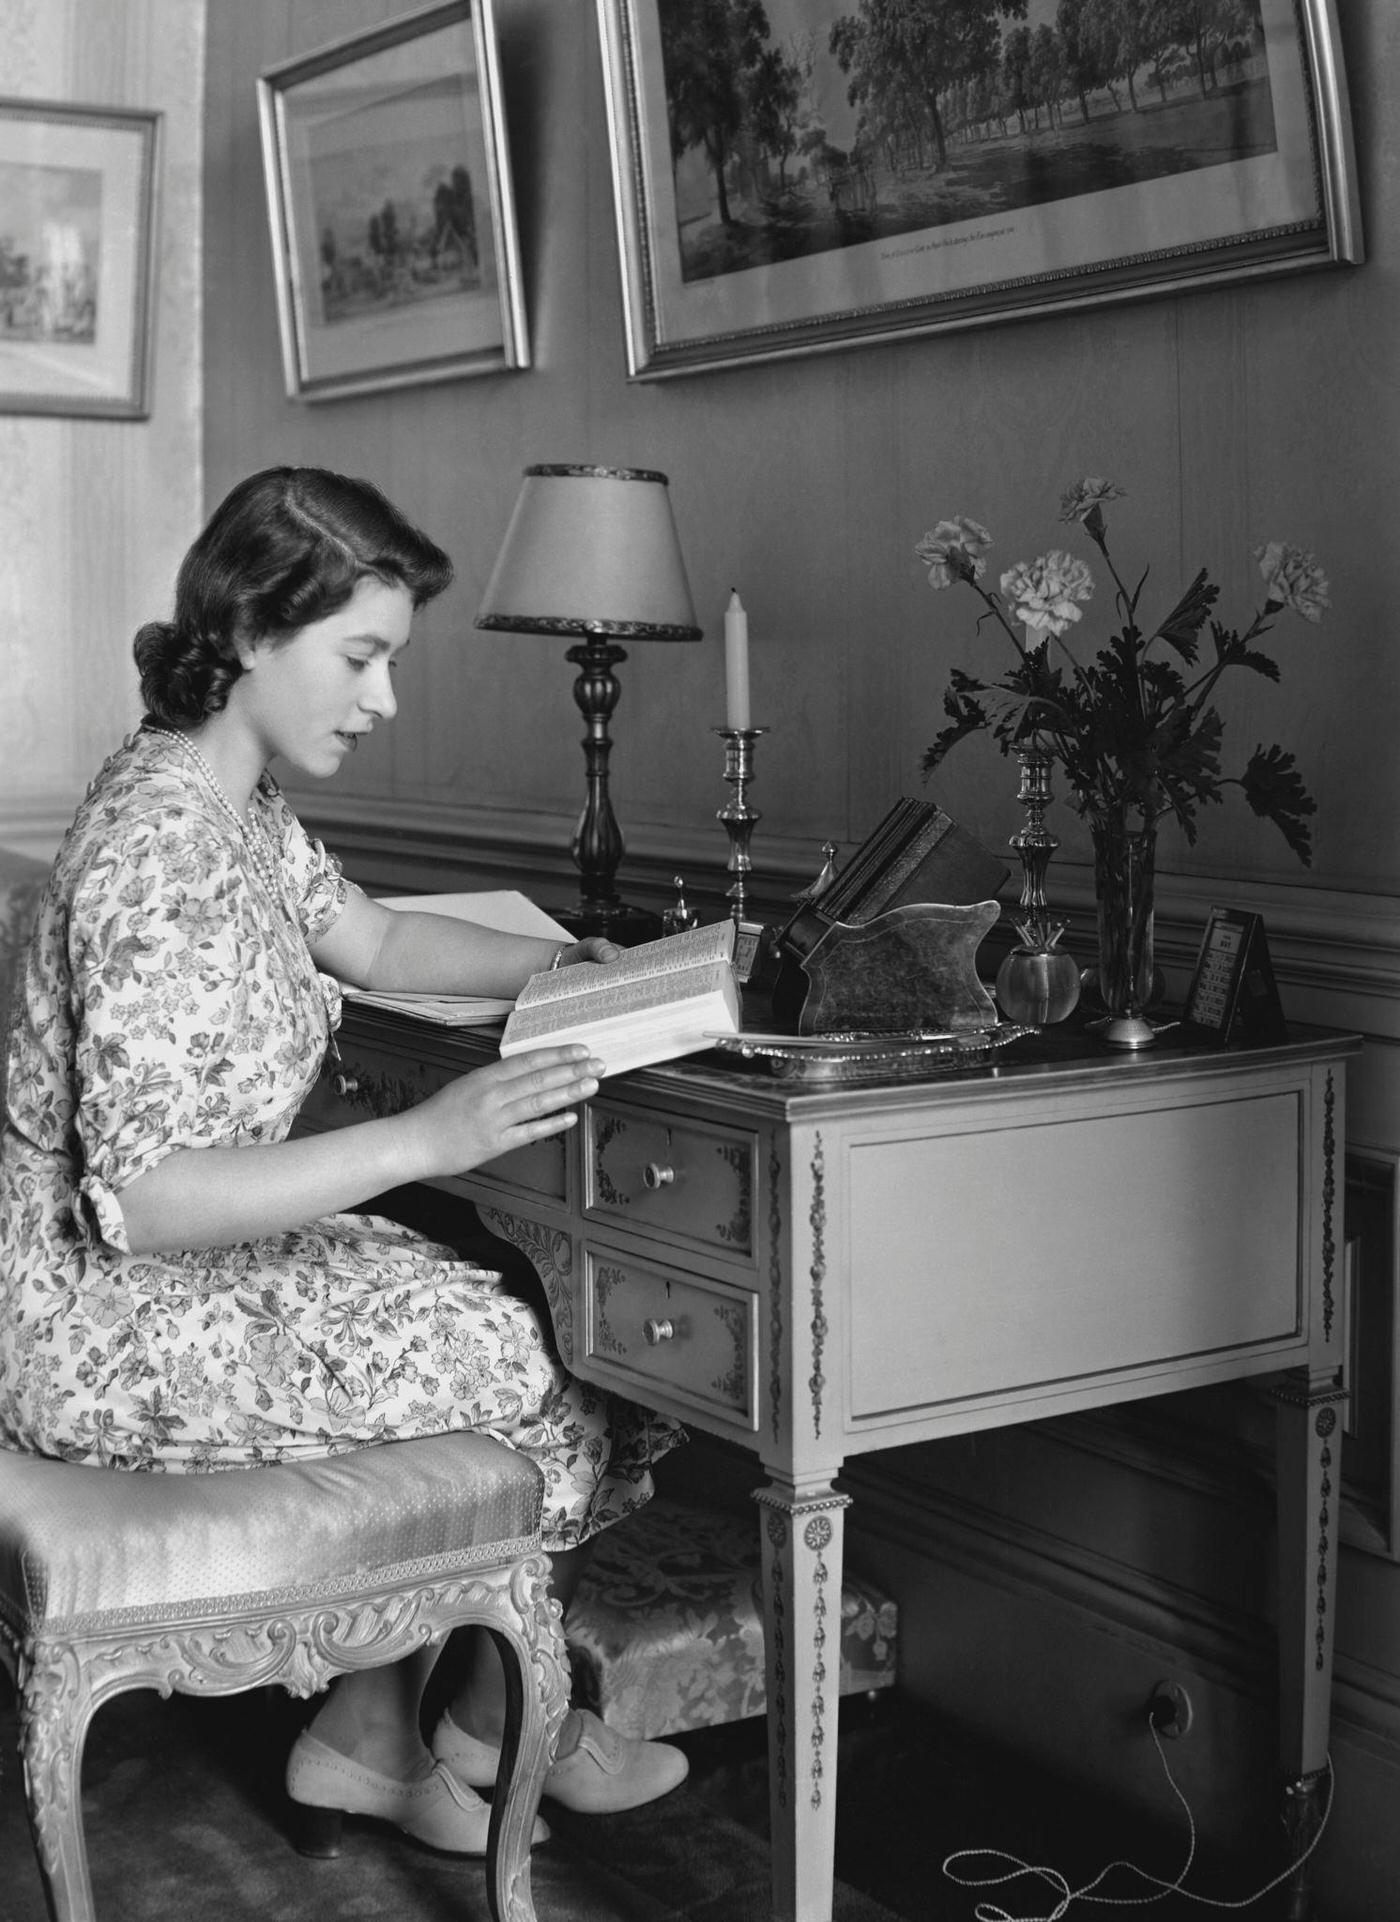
[
  {"left": 597, "top": 0, "right": 1362, "bottom": 380},
  {"left": 257, "top": 0, "right": 528, "bottom": 403},
  {"left": 0, "top": 99, "right": 160, "bottom": 419}
]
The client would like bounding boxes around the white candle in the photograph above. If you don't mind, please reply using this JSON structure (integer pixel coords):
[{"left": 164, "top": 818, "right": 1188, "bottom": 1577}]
[{"left": 724, "top": 589, "right": 751, "bottom": 730}]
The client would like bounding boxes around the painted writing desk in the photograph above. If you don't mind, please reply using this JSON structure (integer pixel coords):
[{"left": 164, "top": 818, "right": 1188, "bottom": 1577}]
[{"left": 303, "top": 1011, "right": 1357, "bottom": 1922}]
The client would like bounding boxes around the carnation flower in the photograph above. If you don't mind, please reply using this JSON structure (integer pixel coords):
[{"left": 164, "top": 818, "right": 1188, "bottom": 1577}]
[
  {"left": 1255, "top": 542, "right": 1330, "bottom": 625},
  {"left": 999, "top": 550, "right": 1094, "bottom": 636},
  {"left": 1059, "top": 479, "right": 1125, "bottom": 523},
  {"left": 915, "top": 516, "right": 992, "bottom": 588},
  {"left": 915, "top": 485, "right": 1326, "bottom": 870}
]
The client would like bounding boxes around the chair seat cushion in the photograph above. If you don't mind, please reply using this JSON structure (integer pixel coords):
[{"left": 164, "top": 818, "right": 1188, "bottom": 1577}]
[
  {"left": 0, "top": 1432, "right": 542, "bottom": 1632},
  {"left": 565, "top": 1495, "right": 898, "bottom": 1740}
]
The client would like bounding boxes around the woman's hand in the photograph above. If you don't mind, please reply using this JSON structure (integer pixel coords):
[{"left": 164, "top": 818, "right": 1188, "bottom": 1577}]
[
  {"left": 408, "top": 1044, "right": 604, "bottom": 1178},
  {"left": 554, "top": 936, "right": 622, "bottom": 968}
]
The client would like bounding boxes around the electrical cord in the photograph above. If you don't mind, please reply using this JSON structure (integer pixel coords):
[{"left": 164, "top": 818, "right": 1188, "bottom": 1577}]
[{"left": 941, "top": 1719, "right": 1334, "bottom": 1922}]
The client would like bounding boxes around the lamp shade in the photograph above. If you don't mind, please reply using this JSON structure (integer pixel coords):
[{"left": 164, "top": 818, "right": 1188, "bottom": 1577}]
[{"left": 476, "top": 463, "right": 701, "bottom": 641}]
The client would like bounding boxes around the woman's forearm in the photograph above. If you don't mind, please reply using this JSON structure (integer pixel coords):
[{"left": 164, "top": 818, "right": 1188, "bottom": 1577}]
[
  {"left": 116, "top": 1115, "right": 430, "bottom": 1255},
  {"left": 114, "top": 1043, "right": 601, "bottom": 1256},
  {"left": 363, "top": 909, "right": 561, "bottom": 998}
]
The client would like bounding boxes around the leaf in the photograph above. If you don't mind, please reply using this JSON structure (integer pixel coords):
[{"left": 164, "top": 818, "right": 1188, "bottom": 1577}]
[
  {"left": 1153, "top": 569, "right": 1217, "bottom": 662},
  {"left": 922, "top": 673, "right": 991, "bottom": 772},
  {"left": 1238, "top": 744, "right": 1316, "bottom": 865},
  {"left": 1210, "top": 620, "right": 1282, "bottom": 681}
]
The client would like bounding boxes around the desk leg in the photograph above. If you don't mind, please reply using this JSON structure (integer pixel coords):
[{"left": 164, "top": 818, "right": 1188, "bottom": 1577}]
[
  {"left": 754, "top": 1477, "right": 852, "bottom": 1922},
  {"left": 1273, "top": 1365, "right": 1347, "bottom": 1921}
]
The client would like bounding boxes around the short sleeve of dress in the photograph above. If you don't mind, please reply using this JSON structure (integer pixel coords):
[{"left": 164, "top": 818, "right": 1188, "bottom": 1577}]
[
  {"left": 71, "top": 812, "right": 252, "bottom": 1252},
  {"left": 260, "top": 783, "right": 351, "bottom": 944}
]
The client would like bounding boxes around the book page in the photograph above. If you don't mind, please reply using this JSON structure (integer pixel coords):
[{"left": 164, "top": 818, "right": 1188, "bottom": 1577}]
[
  {"left": 502, "top": 960, "right": 733, "bottom": 1046},
  {"left": 374, "top": 892, "right": 573, "bottom": 940},
  {"left": 514, "top": 919, "right": 736, "bottom": 1011}
]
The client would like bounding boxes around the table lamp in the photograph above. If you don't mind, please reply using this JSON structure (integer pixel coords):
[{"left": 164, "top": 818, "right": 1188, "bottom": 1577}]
[{"left": 476, "top": 462, "right": 702, "bottom": 944}]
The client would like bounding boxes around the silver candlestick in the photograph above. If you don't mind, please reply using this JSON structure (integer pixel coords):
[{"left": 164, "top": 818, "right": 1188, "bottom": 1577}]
[{"left": 715, "top": 727, "right": 767, "bottom": 925}]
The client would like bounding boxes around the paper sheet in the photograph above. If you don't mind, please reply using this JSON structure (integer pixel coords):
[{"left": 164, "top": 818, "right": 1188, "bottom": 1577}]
[{"left": 340, "top": 891, "right": 572, "bottom": 1026}]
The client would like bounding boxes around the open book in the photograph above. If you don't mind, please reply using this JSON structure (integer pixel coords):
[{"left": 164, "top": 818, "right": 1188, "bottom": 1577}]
[
  {"left": 341, "top": 892, "right": 573, "bottom": 1026},
  {"left": 498, "top": 920, "right": 740, "bottom": 1077}
]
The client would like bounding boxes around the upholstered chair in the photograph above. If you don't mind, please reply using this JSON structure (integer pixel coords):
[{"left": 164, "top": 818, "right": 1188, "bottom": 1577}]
[{"left": 0, "top": 851, "right": 569, "bottom": 1922}]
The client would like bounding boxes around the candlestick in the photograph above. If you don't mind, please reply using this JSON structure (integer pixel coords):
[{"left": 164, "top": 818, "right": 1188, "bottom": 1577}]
[
  {"left": 715, "top": 726, "right": 767, "bottom": 924},
  {"left": 724, "top": 589, "right": 751, "bottom": 731}
]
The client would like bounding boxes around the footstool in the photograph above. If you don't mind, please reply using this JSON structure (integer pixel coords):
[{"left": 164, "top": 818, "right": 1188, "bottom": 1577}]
[{"left": 565, "top": 1495, "right": 897, "bottom": 1740}]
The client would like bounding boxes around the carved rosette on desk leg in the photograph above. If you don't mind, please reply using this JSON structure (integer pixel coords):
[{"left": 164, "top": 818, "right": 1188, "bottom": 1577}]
[{"left": 754, "top": 1482, "right": 852, "bottom": 1922}]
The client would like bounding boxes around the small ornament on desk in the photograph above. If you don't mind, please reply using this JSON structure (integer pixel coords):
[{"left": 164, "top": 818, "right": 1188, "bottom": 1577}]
[
  {"left": 995, "top": 919, "right": 1082, "bottom": 1027},
  {"left": 792, "top": 841, "right": 840, "bottom": 904},
  {"left": 992, "top": 745, "right": 1080, "bottom": 1028},
  {"left": 661, "top": 875, "right": 701, "bottom": 937}
]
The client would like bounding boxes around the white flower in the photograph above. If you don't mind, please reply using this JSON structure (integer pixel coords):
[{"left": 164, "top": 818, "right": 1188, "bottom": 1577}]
[
  {"left": 916, "top": 516, "right": 992, "bottom": 588},
  {"left": 999, "top": 550, "right": 1094, "bottom": 636},
  {"left": 1254, "top": 542, "right": 1330, "bottom": 625}
]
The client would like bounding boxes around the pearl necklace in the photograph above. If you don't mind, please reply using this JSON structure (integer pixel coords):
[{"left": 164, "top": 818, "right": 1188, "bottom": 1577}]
[{"left": 147, "top": 726, "right": 283, "bottom": 899}]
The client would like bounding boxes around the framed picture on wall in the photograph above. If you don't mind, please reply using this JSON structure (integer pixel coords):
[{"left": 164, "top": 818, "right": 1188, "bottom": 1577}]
[
  {"left": 597, "top": 0, "right": 1362, "bottom": 380},
  {"left": 0, "top": 99, "right": 161, "bottom": 419},
  {"left": 257, "top": 0, "right": 528, "bottom": 402}
]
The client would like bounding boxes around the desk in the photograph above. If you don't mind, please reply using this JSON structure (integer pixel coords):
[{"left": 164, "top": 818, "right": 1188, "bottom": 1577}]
[{"left": 303, "top": 1015, "right": 1355, "bottom": 1922}]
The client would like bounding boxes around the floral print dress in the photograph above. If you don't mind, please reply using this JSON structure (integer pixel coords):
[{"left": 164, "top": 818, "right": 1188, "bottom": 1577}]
[{"left": 0, "top": 729, "right": 680, "bottom": 1549}]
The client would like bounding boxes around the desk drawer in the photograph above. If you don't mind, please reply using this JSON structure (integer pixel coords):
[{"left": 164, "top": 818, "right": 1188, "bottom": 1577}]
[
  {"left": 305, "top": 1047, "right": 568, "bottom": 1206},
  {"left": 584, "top": 1102, "right": 755, "bottom": 1262},
  {"left": 584, "top": 1249, "right": 757, "bottom": 1428}
]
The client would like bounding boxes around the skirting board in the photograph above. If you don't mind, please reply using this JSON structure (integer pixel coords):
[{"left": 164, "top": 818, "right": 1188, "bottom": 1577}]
[{"left": 841, "top": 1451, "right": 1400, "bottom": 1761}]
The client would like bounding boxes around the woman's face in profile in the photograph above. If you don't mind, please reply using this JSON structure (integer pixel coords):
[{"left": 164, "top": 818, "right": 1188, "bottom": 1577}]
[{"left": 236, "top": 575, "right": 413, "bottom": 779}]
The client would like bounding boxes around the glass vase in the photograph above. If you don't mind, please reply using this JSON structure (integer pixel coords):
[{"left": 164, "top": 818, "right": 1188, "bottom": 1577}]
[{"left": 1088, "top": 809, "right": 1158, "bottom": 1048}]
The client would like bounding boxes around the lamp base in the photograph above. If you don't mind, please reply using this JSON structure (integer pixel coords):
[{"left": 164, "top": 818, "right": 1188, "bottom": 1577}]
[{"left": 552, "top": 900, "right": 664, "bottom": 947}]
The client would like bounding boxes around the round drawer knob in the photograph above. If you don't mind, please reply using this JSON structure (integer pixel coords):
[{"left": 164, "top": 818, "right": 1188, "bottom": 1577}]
[
  {"left": 643, "top": 1317, "right": 676, "bottom": 1345},
  {"left": 332, "top": 1073, "right": 360, "bottom": 1098},
  {"left": 643, "top": 1162, "right": 675, "bottom": 1189}
]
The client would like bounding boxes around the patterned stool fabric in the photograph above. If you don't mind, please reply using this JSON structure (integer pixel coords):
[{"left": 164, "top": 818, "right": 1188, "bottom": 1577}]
[{"left": 565, "top": 1495, "right": 897, "bottom": 1740}]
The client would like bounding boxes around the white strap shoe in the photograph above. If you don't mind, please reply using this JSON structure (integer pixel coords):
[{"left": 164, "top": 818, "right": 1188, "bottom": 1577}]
[
  {"left": 286, "top": 1730, "right": 550, "bottom": 1854},
  {"left": 433, "top": 1706, "right": 689, "bottom": 1814}
]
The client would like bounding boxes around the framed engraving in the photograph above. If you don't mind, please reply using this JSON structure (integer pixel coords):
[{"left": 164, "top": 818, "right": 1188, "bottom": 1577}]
[
  {"left": 597, "top": 0, "right": 1361, "bottom": 379},
  {"left": 257, "top": 0, "right": 528, "bottom": 402},
  {"left": 0, "top": 99, "right": 160, "bottom": 418}
]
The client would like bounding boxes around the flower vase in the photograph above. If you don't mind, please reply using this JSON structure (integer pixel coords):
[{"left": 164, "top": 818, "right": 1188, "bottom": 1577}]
[{"left": 1088, "top": 811, "right": 1158, "bottom": 1049}]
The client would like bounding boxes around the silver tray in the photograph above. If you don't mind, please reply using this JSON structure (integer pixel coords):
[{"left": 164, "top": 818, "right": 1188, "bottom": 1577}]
[{"left": 705, "top": 1024, "right": 1032, "bottom": 1084}]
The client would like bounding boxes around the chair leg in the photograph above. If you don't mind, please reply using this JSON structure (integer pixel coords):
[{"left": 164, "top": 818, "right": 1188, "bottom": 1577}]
[
  {"left": 484, "top": 1558, "right": 570, "bottom": 1922},
  {"left": 18, "top": 1643, "right": 100, "bottom": 1922}
]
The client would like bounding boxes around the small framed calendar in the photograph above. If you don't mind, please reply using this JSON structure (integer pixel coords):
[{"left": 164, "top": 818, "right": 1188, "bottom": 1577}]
[{"left": 1181, "top": 907, "right": 1288, "bottom": 1045}]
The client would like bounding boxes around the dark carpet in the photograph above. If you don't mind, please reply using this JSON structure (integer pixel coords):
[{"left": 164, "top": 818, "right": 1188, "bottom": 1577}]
[{"left": 0, "top": 1685, "right": 1296, "bottom": 1922}]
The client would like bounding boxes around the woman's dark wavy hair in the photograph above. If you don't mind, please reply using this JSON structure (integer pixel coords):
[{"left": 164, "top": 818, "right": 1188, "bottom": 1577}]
[{"left": 134, "top": 466, "right": 454, "bottom": 726}]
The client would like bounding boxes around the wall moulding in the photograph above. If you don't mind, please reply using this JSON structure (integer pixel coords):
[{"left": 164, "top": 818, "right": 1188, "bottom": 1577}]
[
  {"left": 294, "top": 793, "right": 1400, "bottom": 1035},
  {"left": 843, "top": 1452, "right": 1400, "bottom": 1768}
]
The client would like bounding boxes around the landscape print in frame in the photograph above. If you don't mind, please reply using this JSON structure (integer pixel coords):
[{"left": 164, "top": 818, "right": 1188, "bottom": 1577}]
[
  {"left": 598, "top": 0, "right": 1362, "bottom": 378},
  {"left": 0, "top": 100, "right": 160, "bottom": 418},
  {"left": 258, "top": 0, "right": 528, "bottom": 402}
]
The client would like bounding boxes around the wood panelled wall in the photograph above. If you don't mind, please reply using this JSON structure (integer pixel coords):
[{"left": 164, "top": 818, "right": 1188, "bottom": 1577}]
[{"left": 203, "top": 8, "right": 1398, "bottom": 992}]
